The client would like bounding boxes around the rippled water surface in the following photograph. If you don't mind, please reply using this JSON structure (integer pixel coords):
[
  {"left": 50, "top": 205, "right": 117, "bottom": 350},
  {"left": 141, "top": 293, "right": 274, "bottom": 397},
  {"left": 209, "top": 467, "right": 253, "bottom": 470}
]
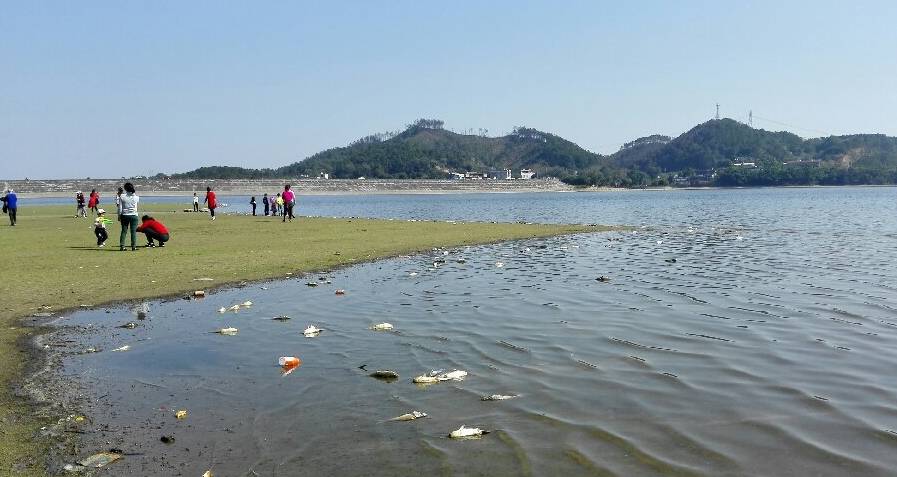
[{"left": 46, "top": 188, "right": 897, "bottom": 476}]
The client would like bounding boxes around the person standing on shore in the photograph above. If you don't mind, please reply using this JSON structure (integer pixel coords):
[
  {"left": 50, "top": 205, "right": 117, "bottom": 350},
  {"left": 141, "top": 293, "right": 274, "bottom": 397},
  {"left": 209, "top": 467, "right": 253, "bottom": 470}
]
[
  {"left": 274, "top": 193, "right": 284, "bottom": 217},
  {"left": 192, "top": 192, "right": 199, "bottom": 212},
  {"left": 204, "top": 186, "right": 217, "bottom": 220},
  {"left": 262, "top": 193, "right": 270, "bottom": 216},
  {"left": 282, "top": 184, "right": 295, "bottom": 222},
  {"left": 76, "top": 191, "right": 87, "bottom": 218},
  {"left": 114, "top": 186, "right": 124, "bottom": 220},
  {"left": 3, "top": 189, "right": 16, "bottom": 226},
  {"left": 88, "top": 189, "right": 99, "bottom": 216},
  {"left": 250, "top": 196, "right": 257, "bottom": 216},
  {"left": 119, "top": 183, "right": 139, "bottom": 251}
]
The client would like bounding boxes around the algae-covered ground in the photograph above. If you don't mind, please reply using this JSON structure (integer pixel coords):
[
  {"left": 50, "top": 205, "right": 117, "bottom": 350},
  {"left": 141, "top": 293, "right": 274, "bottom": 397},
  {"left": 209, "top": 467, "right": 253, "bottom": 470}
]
[{"left": 0, "top": 204, "right": 607, "bottom": 475}]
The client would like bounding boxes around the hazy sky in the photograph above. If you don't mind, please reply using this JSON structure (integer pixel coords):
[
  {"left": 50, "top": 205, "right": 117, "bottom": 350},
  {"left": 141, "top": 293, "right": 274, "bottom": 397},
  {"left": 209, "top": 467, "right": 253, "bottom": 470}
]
[{"left": 2, "top": 1, "right": 895, "bottom": 179}]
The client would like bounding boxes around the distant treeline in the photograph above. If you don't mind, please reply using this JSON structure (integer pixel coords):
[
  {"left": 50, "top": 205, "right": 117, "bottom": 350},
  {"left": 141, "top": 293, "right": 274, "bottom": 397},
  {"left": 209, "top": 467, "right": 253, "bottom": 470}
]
[{"left": 167, "top": 118, "right": 897, "bottom": 188}]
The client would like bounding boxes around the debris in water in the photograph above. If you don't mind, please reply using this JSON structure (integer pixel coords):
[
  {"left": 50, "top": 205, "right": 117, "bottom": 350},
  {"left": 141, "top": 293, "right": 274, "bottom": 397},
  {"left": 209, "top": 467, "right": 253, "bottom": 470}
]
[
  {"left": 306, "top": 282, "right": 319, "bottom": 287},
  {"left": 335, "top": 289, "right": 346, "bottom": 295},
  {"left": 415, "top": 369, "right": 467, "bottom": 383},
  {"left": 160, "top": 435, "right": 175, "bottom": 444},
  {"left": 111, "top": 345, "right": 130, "bottom": 352},
  {"left": 73, "top": 450, "right": 123, "bottom": 469},
  {"left": 370, "top": 323, "right": 394, "bottom": 331},
  {"left": 596, "top": 276, "right": 611, "bottom": 282},
  {"left": 665, "top": 258, "right": 677, "bottom": 263},
  {"left": 193, "top": 290, "right": 206, "bottom": 297},
  {"left": 272, "top": 315, "right": 291, "bottom": 321},
  {"left": 118, "top": 322, "right": 138, "bottom": 329},
  {"left": 218, "top": 307, "right": 226, "bottom": 313},
  {"left": 495, "top": 262, "right": 504, "bottom": 268},
  {"left": 408, "top": 272, "right": 418, "bottom": 277},
  {"left": 656, "top": 240, "right": 663, "bottom": 245},
  {"left": 279, "top": 356, "right": 301, "bottom": 367},
  {"left": 413, "top": 375, "right": 438, "bottom": 384},
  {"left": 457, "top": 258, "right": 466, "bottom": 264},
  {"left": 481, "top": 394, "right": 517, "bottom": 401},
  {"left": 214, "top": 327, "right": 239, "bottom": 335},
  {"left": 391, "top": 411, "right": 427, "bottom": 421},
  {"left": 241, "top": 301, "right": 252, "bottom": 307},
  {"left": 449, "top": 425, "right": 489, "bottom": 438},
  {"left": 202, "top": 470, "right": 213, "bottom": 477},
  {"left": 228, "top": 305, "right": 241, "bottom": 312},
  {"left": 369, "top": 370, "right": 399, "bottom": 380},
  {"left": 303, "top": 325, "right": 322, "bottom": 337},
  {"left": 175, "top": 409, "right": 188, "bottom": 419}
]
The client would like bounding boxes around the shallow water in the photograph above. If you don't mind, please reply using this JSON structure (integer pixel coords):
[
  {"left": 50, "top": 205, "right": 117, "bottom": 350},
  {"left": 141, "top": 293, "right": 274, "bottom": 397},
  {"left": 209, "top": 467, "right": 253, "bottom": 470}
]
[{"left": 43, "top": 187, "right": 897, "bottom": 476}]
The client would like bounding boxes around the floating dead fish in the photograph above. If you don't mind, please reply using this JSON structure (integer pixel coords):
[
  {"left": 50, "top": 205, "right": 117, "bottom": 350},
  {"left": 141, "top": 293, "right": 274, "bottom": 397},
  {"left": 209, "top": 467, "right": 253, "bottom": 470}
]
[
  {"left": 481, "top": 394, "right": 517, "bottom": 401},
  {"left": 111, "top": 345, "right": 130, "bottom": 352},
  {"left": 75, "top": 450, "right": 123, "bottom": 468},
  {"left": 272, "top": 315, "right": 291, "bottom": 321},
  {"left": 449, "top": 425, "right": 489, "bottom": 438},
  {"left": 303, "top": 325, "right": 322, "bottom": 337},
  {"left": 391, "top": 411, "right": 427, "bottom": 421},
  {"left": 457, "top": 258, "right": 466, "bottom": 264},
  {"left": 413, "top": 375, "right": 438, "bottom": 384},
  {"left": 408, "top": 272, "right": 418, "bottom": 277},
  {"left": 175, "top": 409, "right": 188, "bottom": 419},
  {"left": 495, "top": 262, "right": 504, "bottom": 267},
  {"left": 218, "top": 307, "right": 226, "bottom": 313},
  {"left": 306, "top": 282, "right": 319, "bottom": 287},
  {"left": 193, "top": 290, "right": 205, "bottom": 297},
  {"left": 228, "top": 305, "right": 241, "bottom": 311},
  {"left": 203, "top": 470, "right": 213, "bottom": 477},
  {"left": 596, "top": 276, "right": 611, "bottom": 282},
  {"left": 214, "top": 327, "right": 239, "bottom": 335},
  {"left": 118, "top": 322, "right": 138, "bottom": 329},
  {"left": 334, "top": 289, "right": 346, "bottom": 295},
  {"left": 438, "top": 370, "right": 468, "bottom": 381},
  {"left": 370, "top": 323, "right": 394, "bottom": 331},
  {"left": 369, "top": 370, "right": 399, "bottom": 380},
  {"left": 241, "top": 301, "right": 252, "bottom": 307},
  {"left": 665, "top": 258, "right": 677, "bottom": 263},
  {"left": 160, "top": 435, "right": 175, "bottom": 444}
]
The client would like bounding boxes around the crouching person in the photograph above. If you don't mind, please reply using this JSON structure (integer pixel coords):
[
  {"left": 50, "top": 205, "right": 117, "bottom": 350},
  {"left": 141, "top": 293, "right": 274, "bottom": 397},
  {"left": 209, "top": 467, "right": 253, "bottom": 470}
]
[{"left": 136, "top": 215, "right": 170, "bottom": 248}]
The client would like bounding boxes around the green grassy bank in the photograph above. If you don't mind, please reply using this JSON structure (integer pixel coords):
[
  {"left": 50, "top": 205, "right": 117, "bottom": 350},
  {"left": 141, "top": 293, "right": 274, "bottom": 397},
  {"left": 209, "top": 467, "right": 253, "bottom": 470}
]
[{"left": 0, "top": 204, "right": 609, "bottom": 474}]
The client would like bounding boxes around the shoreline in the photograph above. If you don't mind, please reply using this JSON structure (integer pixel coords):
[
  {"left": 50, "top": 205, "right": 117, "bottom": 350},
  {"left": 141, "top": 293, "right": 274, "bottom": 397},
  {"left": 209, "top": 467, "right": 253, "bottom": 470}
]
[{"left": 1, "top": 204, "right": 616, "bottom": 474}]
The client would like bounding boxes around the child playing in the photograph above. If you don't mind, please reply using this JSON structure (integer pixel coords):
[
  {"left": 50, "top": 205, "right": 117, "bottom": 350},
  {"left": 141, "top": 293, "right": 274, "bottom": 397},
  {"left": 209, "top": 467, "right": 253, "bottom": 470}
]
[{"left": 94, "top": 208, "right": 112, "bottom": 247}]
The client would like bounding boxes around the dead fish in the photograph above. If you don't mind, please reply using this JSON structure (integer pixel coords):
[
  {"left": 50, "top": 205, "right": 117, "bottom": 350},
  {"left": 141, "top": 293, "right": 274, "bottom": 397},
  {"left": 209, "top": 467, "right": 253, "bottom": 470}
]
[
  {"left": 160, "top": 435, "right": 175, "bottom": 444},
  {"left": 481, "top": 394, "right": 517, "bottom": 401},
  {"left": 202, "top": 470, "right": 213, "bottom": 477},
  {"left": 214, "top": 327, "right": 239, "bottom": 335},
  {"left": 306, "top": 282, "right": 319, "bottom": 287},
  {"left": 457, "top": 258, "right": 466, "bottom": 264},
  {"left": 449, "top": 425, "right": 489, "bottom": 438},
  {"left": 118, "top": 322, "right": 138, "bottom": 329},
  {"left": 241, "top": 301, "right": 253, "bottom": 307},
  {"left": 175, "top": 409, "right": 187, "bottom": 419},
  {"left": 228, "top": 304, "right": 241, "bottom": 311},
  {"left": 596, "top": 276, "right": 611, "bottom": 282},
  {"left": 665, "top": 258, "right": 677, "bottom": 263},
  {"left": 272, "top": 315, "right": 291, "bottom": 321},
  {"left": 370, "top": 322, "right": 394, "bottom": 331},
  {"left": 334, "top": 289, "right": 346, "bottom": 295},
  {"left": 495, "top": 262, "right": 504, "bottom": 268},
  {"left": 437, "top": 370, "right": 468, "bottom": 381},
  {"left": 408, "top": 272, "right": 418, "bottom": 277},
  {"left": 76, "top": 450, "right": 123, "bottom": 468},
  {"left": 111, "top": 345, "right": 130, "bottom": 352},
  {"left": 391, "top": 411, "right": 427, "bottom": 421},
  {"left": 369, "top": 370, "right": 399, "bottom": 380},
  {"left": 303, "top": 325, "right": 322, "bottom": 337},
  {"left": 218, "top": 307, "right": 226, "bottom": 313},
  {"left": 413, "top": 375, "right": 438, "bottom": 384}
]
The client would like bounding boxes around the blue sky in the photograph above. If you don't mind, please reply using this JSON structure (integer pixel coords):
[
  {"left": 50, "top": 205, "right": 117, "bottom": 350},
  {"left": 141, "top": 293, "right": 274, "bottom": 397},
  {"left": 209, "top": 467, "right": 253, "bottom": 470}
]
[{"left": 2, "top": 1, "right": 895, "bottom": 179}]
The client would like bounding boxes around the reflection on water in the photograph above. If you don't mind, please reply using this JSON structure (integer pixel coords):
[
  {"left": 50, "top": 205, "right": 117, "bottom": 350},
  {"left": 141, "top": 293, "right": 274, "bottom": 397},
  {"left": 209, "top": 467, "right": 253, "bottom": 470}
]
[{"left": 44, "top": 188, "right": 897, "bottom": 476}]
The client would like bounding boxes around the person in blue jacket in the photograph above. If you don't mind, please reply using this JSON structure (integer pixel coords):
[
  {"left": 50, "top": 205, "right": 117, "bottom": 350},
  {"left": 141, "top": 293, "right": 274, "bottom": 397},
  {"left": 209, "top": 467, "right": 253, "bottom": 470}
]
[{"left": 2, "top": 189, "right": 16, "bottom": 226}]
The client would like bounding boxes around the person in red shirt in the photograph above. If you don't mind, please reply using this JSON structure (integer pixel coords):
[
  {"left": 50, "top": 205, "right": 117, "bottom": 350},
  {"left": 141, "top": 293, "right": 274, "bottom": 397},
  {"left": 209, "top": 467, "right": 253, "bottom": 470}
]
[
  {"left": 204, "top": 186, "right": 217, "bottom": 220},
  {"left": 136, "top": 215, "right": 170, "bottom": 248}
]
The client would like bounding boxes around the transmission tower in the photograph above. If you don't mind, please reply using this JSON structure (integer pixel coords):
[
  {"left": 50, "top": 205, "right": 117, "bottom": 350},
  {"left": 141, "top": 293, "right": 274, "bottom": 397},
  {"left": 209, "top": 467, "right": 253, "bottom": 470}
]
[
  {"left": 715, "top": 103, "right": 720, "bottom": 120},
  {"left": 748, "top": 110, "right": 753, "bottom": 127}
]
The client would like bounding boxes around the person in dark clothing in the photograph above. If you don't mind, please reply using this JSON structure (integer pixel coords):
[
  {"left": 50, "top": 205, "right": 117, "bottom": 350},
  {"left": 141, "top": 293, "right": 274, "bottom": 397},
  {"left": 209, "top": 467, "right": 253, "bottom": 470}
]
[
  {"left": 2, "top": 189, "right": 16, "bottom": 226},
  {"left": 136, "top": 215, "right": 170, "bottom": 247},
  {"left": 250, "top": 196, "right": 257, "bottom": 216},
  {"left": 262, "top": 193, "right": 270, "bottom": 216}
]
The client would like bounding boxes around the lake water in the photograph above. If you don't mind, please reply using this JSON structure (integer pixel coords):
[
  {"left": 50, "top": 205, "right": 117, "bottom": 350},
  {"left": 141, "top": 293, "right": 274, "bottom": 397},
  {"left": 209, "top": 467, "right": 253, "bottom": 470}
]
[{"left": 42, "top": 188, "right": 897, "bottom": 476}]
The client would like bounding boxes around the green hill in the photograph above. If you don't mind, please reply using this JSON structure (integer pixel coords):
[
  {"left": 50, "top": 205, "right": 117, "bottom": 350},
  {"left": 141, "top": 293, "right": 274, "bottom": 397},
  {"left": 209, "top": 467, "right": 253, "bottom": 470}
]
[
  {"left": 173, "top": 119, "right": 606, "bottom": 180},
  {"left": 170, "top": 118, "right": 897, "bottom": 187}
]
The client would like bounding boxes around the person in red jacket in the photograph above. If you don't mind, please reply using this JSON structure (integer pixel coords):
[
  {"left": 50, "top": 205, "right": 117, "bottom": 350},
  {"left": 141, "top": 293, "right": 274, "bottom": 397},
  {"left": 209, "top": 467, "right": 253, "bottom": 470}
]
[
  {"left": 136, "top": 215, "right": 170, "bottom": 248},
  {"left": 204, "top": 186, "right": 217, "bottom": 220}
]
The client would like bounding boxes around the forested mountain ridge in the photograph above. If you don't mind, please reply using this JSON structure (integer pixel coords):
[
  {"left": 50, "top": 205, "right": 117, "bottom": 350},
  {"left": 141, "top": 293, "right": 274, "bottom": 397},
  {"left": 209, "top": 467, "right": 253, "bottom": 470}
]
[{"left": 170, "top": 118, "right": 897, "bottom": 187}]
